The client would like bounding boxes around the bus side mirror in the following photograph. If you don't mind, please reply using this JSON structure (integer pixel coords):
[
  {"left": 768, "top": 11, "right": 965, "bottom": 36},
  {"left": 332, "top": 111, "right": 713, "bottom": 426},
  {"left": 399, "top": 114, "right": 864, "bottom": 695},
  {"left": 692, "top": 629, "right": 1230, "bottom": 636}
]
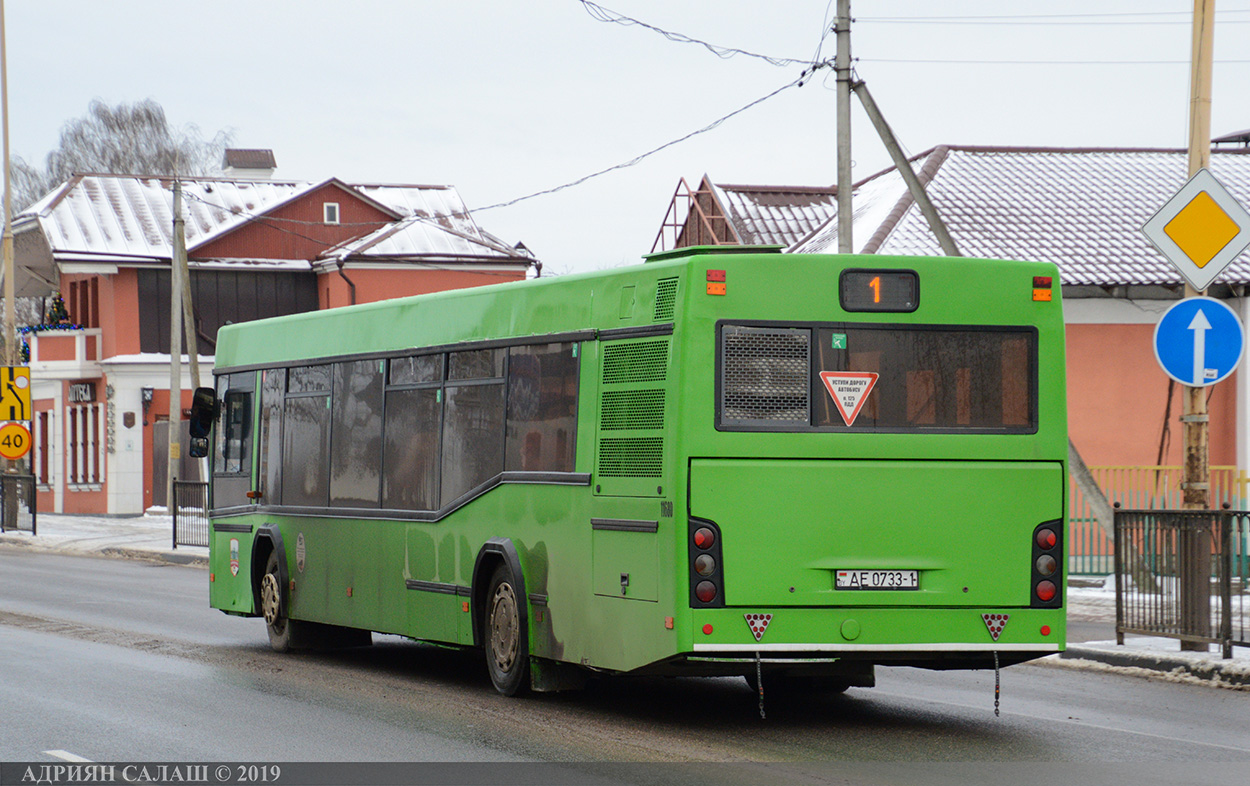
[
  {"left": 188, "top": 387, "right": 217, "bottom": 459},
  {"left": 188, "top": 436, "right": 210, "bottom": 459}
]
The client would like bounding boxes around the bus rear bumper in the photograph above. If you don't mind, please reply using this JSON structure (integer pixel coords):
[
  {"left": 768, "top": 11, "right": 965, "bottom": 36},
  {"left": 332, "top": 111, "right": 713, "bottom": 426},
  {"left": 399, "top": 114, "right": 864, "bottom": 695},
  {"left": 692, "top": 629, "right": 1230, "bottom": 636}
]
[{"left": 682, "top": 604, "right": 1064, "bottom": 671}]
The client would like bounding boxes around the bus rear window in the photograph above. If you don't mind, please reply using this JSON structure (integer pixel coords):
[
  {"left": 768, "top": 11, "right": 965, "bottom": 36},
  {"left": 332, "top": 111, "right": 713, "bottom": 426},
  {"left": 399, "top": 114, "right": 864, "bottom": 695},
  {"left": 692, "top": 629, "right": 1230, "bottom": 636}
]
[
  {"left": 813, "top": 327, "right": 1035, "bottom": 432},
  {"left": 719, "top": 323, "right": 1037, "bottom": 433}
]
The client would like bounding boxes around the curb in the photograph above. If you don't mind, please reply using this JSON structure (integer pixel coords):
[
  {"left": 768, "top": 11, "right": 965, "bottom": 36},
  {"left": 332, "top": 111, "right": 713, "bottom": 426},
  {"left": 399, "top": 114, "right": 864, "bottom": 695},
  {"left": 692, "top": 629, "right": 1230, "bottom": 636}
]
[
  {"left": 1060, "top": 645, "right": 1250, "bottom": 687},
  {"left": 98, "top": 546, "right": 209, "bottom": 568},
  {"left": 0, "top": 536, "right": 208, "bottom": 569}
]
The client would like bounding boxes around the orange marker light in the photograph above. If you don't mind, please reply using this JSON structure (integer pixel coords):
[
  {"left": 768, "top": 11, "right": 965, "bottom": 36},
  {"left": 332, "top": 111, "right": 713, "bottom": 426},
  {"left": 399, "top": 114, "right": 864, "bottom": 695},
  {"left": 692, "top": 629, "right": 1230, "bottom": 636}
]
[
  {"left": 665, "top": 617, "right": 674, "bottom": 630},
  {"left": 707, "top": 282, "right": 726, "bottom": 296},
  {"left": 462, "top": 601, "right": 470, "bottom": 613}
]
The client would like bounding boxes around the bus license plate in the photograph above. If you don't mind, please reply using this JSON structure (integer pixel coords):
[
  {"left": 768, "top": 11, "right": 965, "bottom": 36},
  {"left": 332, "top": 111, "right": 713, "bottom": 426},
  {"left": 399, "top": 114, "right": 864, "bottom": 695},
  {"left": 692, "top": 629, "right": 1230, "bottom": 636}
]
[{"left": 835, "top": 570, "right": 919, "bottom": 590}]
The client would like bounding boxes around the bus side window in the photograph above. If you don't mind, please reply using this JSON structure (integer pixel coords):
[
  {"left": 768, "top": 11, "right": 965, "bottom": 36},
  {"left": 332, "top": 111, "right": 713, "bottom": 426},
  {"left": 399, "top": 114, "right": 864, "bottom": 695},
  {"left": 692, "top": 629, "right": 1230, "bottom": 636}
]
[
  {"left": 506, "top": 342, "right": 579, "bottom": 473},
  {"left": 220, "top": 390, "right": 252, "bottom": 475}
]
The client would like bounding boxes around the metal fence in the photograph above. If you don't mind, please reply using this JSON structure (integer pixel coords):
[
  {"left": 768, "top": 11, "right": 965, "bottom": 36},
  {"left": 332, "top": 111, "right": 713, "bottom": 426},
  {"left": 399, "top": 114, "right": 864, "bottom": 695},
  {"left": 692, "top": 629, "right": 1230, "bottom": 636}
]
[
  {"left": 1069, "top": 466, "right": 1247, "bottom": 575},
  {"left": 1114, "top": 508, "right": 1249, "bottom": 658},
  {"left": 0, "top": 474, "right": 36, "bottom": 534},
  {"left": 172, "top": 480, "right": 210, "bottom": 548}
]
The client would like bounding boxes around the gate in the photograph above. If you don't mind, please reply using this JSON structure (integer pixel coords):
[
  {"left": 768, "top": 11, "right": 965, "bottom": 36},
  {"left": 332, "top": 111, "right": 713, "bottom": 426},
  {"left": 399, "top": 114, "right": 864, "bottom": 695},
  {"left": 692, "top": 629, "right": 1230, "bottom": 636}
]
[
  {"left": 0, "top": 474, "right": 36, "bottom": 534},
  {"left": 1114, "top": 508, "right": 1249, "bottom": 658},
  {"left": 172, "top": 479, "right": 210, "bottom": 548}
]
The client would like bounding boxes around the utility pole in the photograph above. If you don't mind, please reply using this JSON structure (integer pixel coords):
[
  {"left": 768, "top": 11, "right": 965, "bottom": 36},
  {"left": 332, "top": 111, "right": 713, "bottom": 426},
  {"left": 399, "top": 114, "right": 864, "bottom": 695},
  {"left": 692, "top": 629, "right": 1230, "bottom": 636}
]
[
  {"left": 167, "top": 179, "right": 185, "bottom": 513},
  {"left": 1, "top": 0, "right": 13, "bottom": 369},
  {"left": 1179, "top": 0, "right": 1216, "bottom": 652},
  {"left": 835, "top": 0, "right": 852, "bottom": 253},
  {"left": 0, "top": 0, "right": 16, "bottom": 521}
]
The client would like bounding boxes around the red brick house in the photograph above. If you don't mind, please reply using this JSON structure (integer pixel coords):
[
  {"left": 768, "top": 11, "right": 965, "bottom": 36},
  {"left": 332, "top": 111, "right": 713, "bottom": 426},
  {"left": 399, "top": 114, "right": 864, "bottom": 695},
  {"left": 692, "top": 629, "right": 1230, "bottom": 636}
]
[{"left": 14, "top": 166, "right": 534, "bottom": 514}]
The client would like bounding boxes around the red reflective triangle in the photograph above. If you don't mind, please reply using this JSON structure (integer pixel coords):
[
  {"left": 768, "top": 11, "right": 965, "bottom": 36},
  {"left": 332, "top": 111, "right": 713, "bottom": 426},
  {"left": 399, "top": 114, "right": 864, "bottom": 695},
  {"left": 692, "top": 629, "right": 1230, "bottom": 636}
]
[
  {"left": 819, "top": 372, "right": 879, "bottom": 426},
  {"left": 744, "top": 613, "right": 773, "bottom": 642},
  {"left": 982, "top": 613, "right": 1010, "bottom": 642}
]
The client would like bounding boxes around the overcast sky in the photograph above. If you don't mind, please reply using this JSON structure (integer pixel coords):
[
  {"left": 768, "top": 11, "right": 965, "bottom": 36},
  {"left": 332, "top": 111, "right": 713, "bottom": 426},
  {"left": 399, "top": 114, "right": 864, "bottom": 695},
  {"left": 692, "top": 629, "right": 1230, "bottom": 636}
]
[{"left": 7, "top": 1, "right": 1249, "bottom": 275}]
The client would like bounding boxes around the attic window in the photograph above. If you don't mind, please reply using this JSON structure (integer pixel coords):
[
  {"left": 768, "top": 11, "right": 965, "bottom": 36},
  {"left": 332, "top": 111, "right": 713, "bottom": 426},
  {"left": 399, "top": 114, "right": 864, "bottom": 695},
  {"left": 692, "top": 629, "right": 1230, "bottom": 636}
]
[{"left": 323, "top": 203, "right": 340, "bottom": 225}]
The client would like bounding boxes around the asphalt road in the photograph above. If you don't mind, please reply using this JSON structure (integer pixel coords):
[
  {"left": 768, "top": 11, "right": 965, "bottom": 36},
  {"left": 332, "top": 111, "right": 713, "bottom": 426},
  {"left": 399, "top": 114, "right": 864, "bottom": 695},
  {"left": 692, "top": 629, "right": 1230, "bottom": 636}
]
[{"left": 1, "top": 548, "right": 1246, "bottom": 786}]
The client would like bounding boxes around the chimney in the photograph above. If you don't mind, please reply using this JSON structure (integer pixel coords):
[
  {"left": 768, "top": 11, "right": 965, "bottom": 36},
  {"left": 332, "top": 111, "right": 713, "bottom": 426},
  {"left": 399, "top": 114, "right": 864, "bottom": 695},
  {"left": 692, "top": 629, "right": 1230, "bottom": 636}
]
[{"left": 222, "top": 148, "right": 277, "bottom": 179}]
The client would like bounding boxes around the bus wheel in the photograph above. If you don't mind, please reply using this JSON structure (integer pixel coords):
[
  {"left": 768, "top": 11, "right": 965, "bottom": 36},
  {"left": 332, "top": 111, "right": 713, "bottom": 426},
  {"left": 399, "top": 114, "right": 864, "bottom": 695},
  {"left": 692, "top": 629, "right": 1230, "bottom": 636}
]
[
  {"left": 261, "top": 551, "right": 293, "bottom": 652},
  {"left": 484, "top": 563, "right": 529, "bottom": 695}
]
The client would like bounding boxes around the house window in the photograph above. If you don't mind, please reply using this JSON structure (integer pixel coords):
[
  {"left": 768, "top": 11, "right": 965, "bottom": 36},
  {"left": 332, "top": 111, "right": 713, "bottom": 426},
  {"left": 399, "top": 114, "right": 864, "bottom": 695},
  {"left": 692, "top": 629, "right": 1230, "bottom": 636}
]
[
  {"left": 67, "top": 279, "right": 99, "bottom": 328},
  {"left": 34, "top": 411, "right": 53, "bottom": 487},
  {"left": 323, "top": 203, "right": 340, "bottom": 225},
  {"left": 67, "top": 402, "right": 104, "bottom": 486}
]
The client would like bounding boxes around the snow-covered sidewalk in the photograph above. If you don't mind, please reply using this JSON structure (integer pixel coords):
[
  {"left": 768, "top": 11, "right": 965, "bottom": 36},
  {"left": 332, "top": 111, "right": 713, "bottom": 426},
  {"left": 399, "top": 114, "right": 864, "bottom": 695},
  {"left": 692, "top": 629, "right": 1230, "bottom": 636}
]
[
  {"left": 0, "top": 511, "right": 207, "bottom": 565},
  {"left": 1, "top": 514, "right": 1247, "bottom": 687}
]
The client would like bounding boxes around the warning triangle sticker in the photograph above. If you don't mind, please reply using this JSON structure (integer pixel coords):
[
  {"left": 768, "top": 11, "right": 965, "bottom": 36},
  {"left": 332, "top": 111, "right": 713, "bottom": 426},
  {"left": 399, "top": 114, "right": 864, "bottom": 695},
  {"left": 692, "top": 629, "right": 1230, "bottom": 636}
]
[
  {"left": 744, "top": 613, "right": 773, "bottom": 642},
  {"left": 818, "top": 372, "right": 879, "bottom": 426},
  {"left": 982, "top": 613, "right": 1010, "bottom": 642}
]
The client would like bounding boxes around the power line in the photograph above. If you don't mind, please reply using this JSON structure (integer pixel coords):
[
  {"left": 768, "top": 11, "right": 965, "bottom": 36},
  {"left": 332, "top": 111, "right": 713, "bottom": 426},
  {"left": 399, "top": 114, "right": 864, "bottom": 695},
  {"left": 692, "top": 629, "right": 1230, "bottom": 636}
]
[
  {"left": 578, "top": 0, "right": 811, "bottom": 67},
  {"left": 176, "top": 72, "right": 813, "bottom": 253},
  {"left": 471, "top": 73, "right": 812, "bottom": 213}
]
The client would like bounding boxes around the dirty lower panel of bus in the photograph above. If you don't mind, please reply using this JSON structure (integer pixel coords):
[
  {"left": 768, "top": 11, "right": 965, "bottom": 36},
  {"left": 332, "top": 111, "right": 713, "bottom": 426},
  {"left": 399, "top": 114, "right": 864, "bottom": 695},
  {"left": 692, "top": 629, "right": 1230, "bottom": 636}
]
[{"left": 688, "top": 458, "right": 1064, "bottom": 609}]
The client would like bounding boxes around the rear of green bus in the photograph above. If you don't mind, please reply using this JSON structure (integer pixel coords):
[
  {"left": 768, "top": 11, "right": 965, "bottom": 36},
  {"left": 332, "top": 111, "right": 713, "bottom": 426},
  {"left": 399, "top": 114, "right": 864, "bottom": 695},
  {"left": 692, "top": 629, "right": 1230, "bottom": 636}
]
[{"left": 671, "top": 250, "right": 1067, "bottom": 679}]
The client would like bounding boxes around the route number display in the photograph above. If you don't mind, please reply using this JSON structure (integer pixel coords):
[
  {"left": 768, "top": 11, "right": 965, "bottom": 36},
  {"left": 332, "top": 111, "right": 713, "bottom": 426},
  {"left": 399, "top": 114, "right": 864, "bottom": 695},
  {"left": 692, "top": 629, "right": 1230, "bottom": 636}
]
[{"left": 840, "top": 269, "right": 919, "bottom": 312}]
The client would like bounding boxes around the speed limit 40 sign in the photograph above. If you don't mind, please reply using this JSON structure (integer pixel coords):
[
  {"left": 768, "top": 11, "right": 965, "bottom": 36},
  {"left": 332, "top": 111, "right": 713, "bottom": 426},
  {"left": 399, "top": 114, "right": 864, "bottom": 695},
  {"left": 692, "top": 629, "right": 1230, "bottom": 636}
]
[{"left": 0, "top": 422, "right": 32, "bottom": 460}]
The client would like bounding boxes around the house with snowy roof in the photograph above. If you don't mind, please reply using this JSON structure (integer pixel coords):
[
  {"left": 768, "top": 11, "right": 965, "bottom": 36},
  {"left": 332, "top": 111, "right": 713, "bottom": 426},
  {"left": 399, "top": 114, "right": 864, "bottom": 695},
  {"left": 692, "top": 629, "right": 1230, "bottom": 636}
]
[
  {"left": 660, "top": 146, "right": 1250, "bottom": 483},
  {"left": 13, "top": 160, "right": 535, "bottom": 515}
]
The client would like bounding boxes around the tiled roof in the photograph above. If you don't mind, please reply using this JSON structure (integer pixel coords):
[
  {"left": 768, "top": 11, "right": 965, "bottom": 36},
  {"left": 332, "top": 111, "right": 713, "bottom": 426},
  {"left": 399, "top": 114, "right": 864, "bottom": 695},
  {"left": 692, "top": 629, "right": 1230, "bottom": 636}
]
[
  {"left": 790, "top": 146, "right": 1250, "bottom": 287},
  {"left": 17, "top": 174, "right": 528, "bottom": 266},
  {"left": 713, "top": 182, "right": 836, "bottom": 246}
]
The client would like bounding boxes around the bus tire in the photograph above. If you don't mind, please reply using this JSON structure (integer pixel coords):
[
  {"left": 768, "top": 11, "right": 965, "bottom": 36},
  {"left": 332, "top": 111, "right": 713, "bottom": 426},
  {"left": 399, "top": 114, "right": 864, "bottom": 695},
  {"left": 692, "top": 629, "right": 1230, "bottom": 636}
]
[
  {"left": 484, "top": 562, "right": 529, "bottom": 696},
  {"left": 261, "top": 550, "right": 295, "bottom": 652}
]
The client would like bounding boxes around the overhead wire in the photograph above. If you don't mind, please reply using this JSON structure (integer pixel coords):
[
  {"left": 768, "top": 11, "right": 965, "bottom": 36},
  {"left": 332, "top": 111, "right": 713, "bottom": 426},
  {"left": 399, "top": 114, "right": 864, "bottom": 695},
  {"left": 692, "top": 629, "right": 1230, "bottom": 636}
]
[
  {"left": 578, "top": 0, "right": 810, "bottom": 66},
  {"left": 173, "top": 4, "right": 833, "bottom": 263}
]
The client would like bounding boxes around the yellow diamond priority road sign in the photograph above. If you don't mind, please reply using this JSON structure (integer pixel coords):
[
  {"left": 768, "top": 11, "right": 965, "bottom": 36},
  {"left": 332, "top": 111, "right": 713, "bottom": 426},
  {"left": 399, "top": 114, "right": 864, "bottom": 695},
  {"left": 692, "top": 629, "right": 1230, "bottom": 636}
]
[{"left": 1142, "top": 168, "right": 1250, "bottom": 292}]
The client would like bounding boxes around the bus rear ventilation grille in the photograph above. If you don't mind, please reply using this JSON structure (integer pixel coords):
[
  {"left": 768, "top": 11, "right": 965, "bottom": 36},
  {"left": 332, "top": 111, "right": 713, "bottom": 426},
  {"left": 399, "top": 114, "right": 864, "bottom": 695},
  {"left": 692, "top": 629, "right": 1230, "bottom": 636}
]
[
  {"left": 721, "top": 326, "right": 810, "bottom": 424},
  {"left": 603, "top": 340, "right": 668, "bottom": 385},
  {"left": 601, "top": 389, "right": 665, "bottom": 430},
  {"left": 597, "top": 437, "right": 664, "bottom": 478},
  {"left": 654, "top": 278, "right": 678, "bottom": 322}
]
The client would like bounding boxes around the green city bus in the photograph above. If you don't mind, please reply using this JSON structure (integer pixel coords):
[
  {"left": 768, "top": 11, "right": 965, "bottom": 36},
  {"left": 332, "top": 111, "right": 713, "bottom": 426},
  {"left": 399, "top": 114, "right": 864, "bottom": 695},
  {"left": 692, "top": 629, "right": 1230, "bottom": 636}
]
[{"left": 194, "top": 248, "right": 1068, "bottom": 696}]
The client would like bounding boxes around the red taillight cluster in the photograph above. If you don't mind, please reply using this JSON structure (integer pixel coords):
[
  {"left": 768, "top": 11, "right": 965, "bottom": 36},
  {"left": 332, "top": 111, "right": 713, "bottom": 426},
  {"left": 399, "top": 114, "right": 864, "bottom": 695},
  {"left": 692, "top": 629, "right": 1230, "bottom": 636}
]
[
  {"left": 1031, "top": 521, "right": 1062, "bottom": 608},
  {"left": 690, "top": 519, "right": 724, "bottom": 607}
]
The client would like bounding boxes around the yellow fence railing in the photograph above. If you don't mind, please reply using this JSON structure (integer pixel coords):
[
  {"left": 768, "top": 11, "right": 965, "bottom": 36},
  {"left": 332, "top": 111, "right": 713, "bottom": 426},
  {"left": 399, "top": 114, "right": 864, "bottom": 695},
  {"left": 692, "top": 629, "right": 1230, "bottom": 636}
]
[{"left": 1068, "top": 466, "right": 1248, "bottom": 575}]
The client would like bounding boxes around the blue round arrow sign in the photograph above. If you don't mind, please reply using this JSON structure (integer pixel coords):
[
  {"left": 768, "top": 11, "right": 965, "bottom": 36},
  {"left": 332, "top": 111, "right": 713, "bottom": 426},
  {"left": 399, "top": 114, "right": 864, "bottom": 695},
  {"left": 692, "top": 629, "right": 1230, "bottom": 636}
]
[{"left": 1153, "top": 297, "right": 1245, "bottom": 387}]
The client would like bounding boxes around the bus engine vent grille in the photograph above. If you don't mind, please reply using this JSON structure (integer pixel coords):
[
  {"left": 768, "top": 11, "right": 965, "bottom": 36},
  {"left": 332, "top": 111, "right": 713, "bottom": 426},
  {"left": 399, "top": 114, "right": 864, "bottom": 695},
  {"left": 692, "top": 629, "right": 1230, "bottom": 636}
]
[
  {"left": 654, "top": 278, "right": 679, "bottom": 322},
  {"left": 597, "top": 437, "right": 664, "bottom": 477},
  {"left": 721, "top": 326, "right": 810, "bottom": 424},
  {"left": 603, "top": 340, "right": 668, "bottom": 384},
  {"left": 601, "top": 389, "right": 665, "bottom": 430}
]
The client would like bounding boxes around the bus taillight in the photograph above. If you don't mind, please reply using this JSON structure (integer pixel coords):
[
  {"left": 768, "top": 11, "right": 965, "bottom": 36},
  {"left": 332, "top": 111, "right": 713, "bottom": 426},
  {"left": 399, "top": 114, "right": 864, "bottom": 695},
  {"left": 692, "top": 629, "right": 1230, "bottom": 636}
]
[
  {"left": 1031, "top": 520, "right": 1063, "bottom": 609},
  {"left": 1035, "top": 581, "right": 1057, "bottom": 603},
  {"left": 689, "top": 517, "right": 725, "bottom": 608}
]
